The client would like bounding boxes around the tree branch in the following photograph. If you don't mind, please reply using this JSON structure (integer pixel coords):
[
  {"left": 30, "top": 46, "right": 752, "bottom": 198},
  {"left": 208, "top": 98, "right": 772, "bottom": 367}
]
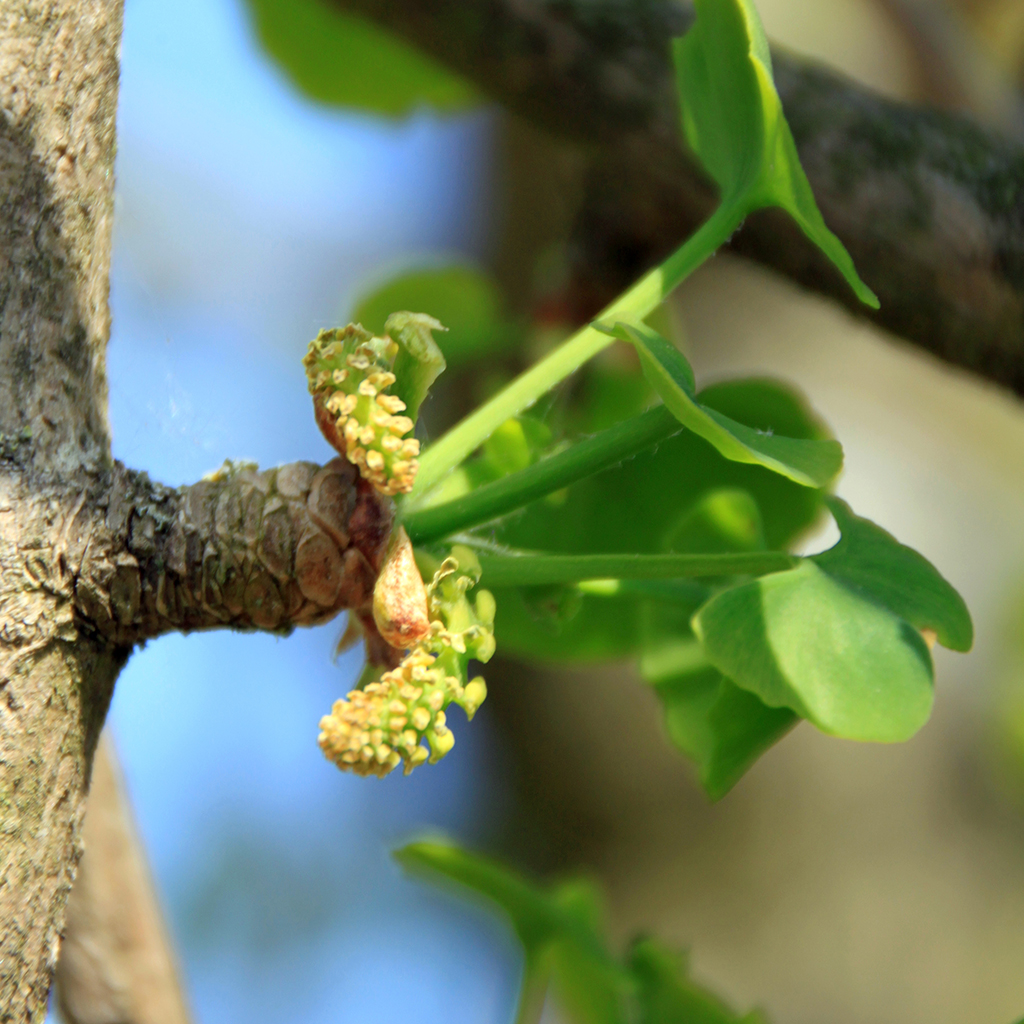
[
  {"left": 0, "top": 0, "right": 118, "bottom": 472},
  {"left": 332, "top": 0, "right": 1024, "bottom": 398},
  {"left": 55, "top": 732, "right": 192, "bottom": 1024},
  {"left": 70, "top": 458, "right": 393, "bottom": 649}
]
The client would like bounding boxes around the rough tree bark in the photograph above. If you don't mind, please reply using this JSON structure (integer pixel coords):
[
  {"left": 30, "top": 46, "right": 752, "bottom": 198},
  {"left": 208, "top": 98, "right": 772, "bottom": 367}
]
[
  {"left": 0, "top": 2, "right": 125, "bottom": 1017},
  {"left": 0, "top": 4, "right": 396, "bottom": 1020},
  {"left": 332, "top": 0, "right": 1024, "bottom": 398}
]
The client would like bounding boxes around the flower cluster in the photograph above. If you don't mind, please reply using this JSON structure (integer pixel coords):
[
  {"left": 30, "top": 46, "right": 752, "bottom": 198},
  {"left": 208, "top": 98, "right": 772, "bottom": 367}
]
[
  {"left": 303, "top": 324, "right": 420, "bottom": 496},
  {"left": 319, "top": 545, "right": 495, "bottom": 778},
  {"left": 319, "top": 650, "right": 456, "bottom": 777},
  {"left": 423, "top": 548, "right": 496, "bottom": 666}
]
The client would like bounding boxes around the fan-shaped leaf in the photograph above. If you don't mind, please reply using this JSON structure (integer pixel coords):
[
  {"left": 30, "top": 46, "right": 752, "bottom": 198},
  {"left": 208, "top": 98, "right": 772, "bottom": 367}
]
[
  {"left": 246, "top": 0, "right": 476, "bottom": 116},
  {"left": 674, "top": 0, "right": 877, "bottom": 306},
  {"left": 602, "top": 321, "right": 843, "bottom": 488}
]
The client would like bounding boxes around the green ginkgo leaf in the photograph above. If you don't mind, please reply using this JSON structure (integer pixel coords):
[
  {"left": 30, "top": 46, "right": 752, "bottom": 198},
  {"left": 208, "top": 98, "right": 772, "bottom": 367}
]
[
  {"left": 488, "top": 379, "right": 829, "bottom": 664},
  {"left": 396, "top": 841, "right": 629, "bottom": 1024},
  {"left": 601, "top": 321, "right": 843, "bottom": 488},
  {"left": 353, "top": 265, "right": 515, "bottom": 367},
  {"left": 245, "top": 0, "right": 476, "bottom": 116},
  {"left": 674, "top": 0, "right": 878, "bottom": 307},
  {"left": 631, "top": 938, "right": 769, "bottom": 1024},
  {"left": 692, "top": 499, "right": 973, "bottom": 743},
  {"left": 645, "top": 647, "right": 798, "bottom": 799},
  {"left": 640, "top": 541, "right": 796, "bottom": 799},
  {"left": 693, "top": 559, "right": 936, "bottom": 742},
  {"left": 814, "top": 497, "right": 973, "bottom": 652}
]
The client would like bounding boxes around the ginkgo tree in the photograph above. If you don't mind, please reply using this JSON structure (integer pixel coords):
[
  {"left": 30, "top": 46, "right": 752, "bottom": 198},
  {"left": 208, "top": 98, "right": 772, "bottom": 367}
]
[{"left": 1, "top": 0, "right": 1014, "bottom": 1021}]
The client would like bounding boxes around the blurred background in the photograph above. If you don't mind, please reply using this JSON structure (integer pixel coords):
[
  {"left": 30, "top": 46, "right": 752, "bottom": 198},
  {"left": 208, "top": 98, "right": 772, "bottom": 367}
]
[{"left": 58, "top": 0, "right": 1024, "bottom": 1021}]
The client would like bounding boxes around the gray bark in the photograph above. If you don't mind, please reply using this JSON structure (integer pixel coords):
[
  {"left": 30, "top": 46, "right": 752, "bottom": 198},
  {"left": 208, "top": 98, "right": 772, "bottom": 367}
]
[{"left": 0, "top": 3, "right": 124, "bottom": 1018}]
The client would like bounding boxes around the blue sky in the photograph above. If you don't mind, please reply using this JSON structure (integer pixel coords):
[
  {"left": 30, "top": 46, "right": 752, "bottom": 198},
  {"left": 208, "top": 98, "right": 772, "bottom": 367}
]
[{"left": 88, "top": 0, "right": 519, "bottom": 1020}]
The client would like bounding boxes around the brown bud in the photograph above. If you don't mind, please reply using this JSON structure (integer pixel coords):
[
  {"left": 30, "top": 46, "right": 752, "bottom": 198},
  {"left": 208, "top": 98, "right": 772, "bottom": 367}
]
[{"left": 372, "top": 526, "right": 430, "bottom": 650}]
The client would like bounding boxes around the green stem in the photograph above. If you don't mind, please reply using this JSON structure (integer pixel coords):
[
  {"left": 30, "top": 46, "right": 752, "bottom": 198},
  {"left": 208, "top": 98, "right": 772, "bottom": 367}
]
[
  {"left": 474, "top": 550, "right": 797, "bottom": 588},
  {"left": 514, "top": 961, "right": 549, "bottom": 1024},
  {"left": 402, "top": 406, "right": 682, "bottom": 543},
  {"left": 577, "top": 578, "right": 712, "bottom": 605},
  {"left": 409, "top": 203, "right": 745, "bottom": 502}
]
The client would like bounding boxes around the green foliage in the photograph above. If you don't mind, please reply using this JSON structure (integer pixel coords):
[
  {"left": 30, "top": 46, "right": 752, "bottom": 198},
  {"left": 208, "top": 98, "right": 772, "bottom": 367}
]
[
  {"left": 383, "top": 0, "right": 964, "bottom": 769},
  {"left": 354, "top": 266, "right": 516, "bottom": 367},
  {"left": 674, "top": 0, "right": 877, "bottom": 306},
  {"left": 403, "top": 407, "right": 682, "bottom": 544},
  {"left": 815, "top": 497, "right": 973, "bottom": 652},
  {"left": 411, "top": 413, "right": 554, "bottom": 514},
  {"left": 483, "top": 417, "right": 553, "bottom": 477},
  {"left": 289, "top": 0, "right": 973, "bottom": 815},
  {"left": 600, "top": 322, "right": 843, "bottom": 487},
  {"left": 396, "top": 841, "right": 628, "bottom": 1023},
  {"left": 410, "top": 0, "right": 880, "bottom": 498},
  {"left": 692, "top": 501, "right": 971, "bottom": 743},
  {"left": 244, "top": 0, "right": 476, "bottom": 115},
  {"left": 639, "top": 492, "right": 798, "bottom": 798},
  {"left": 396, "top": 841, "right": 763, "bottom": 1024},
  {"left": 694, "top": 559, "right": 936, "bottom": 742},
  {"left": 281, "top": 0, "right": 983, "bottom": 1010},
  {"left": 486, "top": 378, "right": 827, "bottom": 667},
  {"left": 642, "top": 633, "right": 798, "bottom": 800},
  {"left": 630, "top": 940, "right": 768, "bottom": 1024},
  {"left": 476, "top": 551, "right": 795, "bottom": 588},
  {"left": 386, "top": 311, "right": 447, "bottom": 422}
]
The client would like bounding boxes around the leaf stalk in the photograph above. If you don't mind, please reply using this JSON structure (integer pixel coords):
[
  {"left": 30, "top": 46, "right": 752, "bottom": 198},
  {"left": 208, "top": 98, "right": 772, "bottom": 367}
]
[
  {"left": 473, "top": 550, "right": 798, "bottom": 588},
  {"left": 409, "top": 203, "right": 745, "bottom": 502},
  {"left": 402, "top": 406, "right": 682, "bottom": 543}
]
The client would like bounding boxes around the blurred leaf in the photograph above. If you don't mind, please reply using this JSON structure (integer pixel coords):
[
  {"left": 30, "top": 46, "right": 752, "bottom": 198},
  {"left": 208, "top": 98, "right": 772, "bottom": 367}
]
[
  {"left": 407, "top": 414, "right": 552, "bottom": 516},
  {"left": 665, "top": 488, "right": 765, "bottom": 554},
  {"left": 517, "top": 583, "right": 584, "bottom": 629},
  {"left": 693, "top": 559, "right": 935, "bottom": 742},
  {"left": 579, "top": 362, "right": 656, "bottom": 432},
  {"left": 814, "top": 497, "right": 973, "bottom": 652},
  {"left": 354, "top": 266, "right": 515, "bottom": 366},
  {"left": 674, "top": 0, "right": 877, "bottom": 306},
  {"left": 483, "top": 416, "right": 553, "bottom": 476},
  {"left": 398, "top": 841, "right": 769, "bottom": 1024},
  {"left": 396, "top": 840, "right": 560, "bottom": 949},
  {"left": 631, "top": 938, "right": 767, "bottom": 1024},
  {"left": 245, "top": 0, "right": 476, "bottom": 115},
  {"left": 641, "top": 510, "right": 795, "bottom": 799},
  {"left": 396, "top": 842, "right": 628, "bottom": 1024},
  {"left": 492, "top": 588, "right": 642, "bottom": 662},
  {"left": 495, "top": 378, "right": 828, "bottom": 556},
  {"left": 490, "top": 379, "right": 828, "bottom": 663},
  {"left": 602, "top": 322, "right": 843, "bottom": 488}
]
